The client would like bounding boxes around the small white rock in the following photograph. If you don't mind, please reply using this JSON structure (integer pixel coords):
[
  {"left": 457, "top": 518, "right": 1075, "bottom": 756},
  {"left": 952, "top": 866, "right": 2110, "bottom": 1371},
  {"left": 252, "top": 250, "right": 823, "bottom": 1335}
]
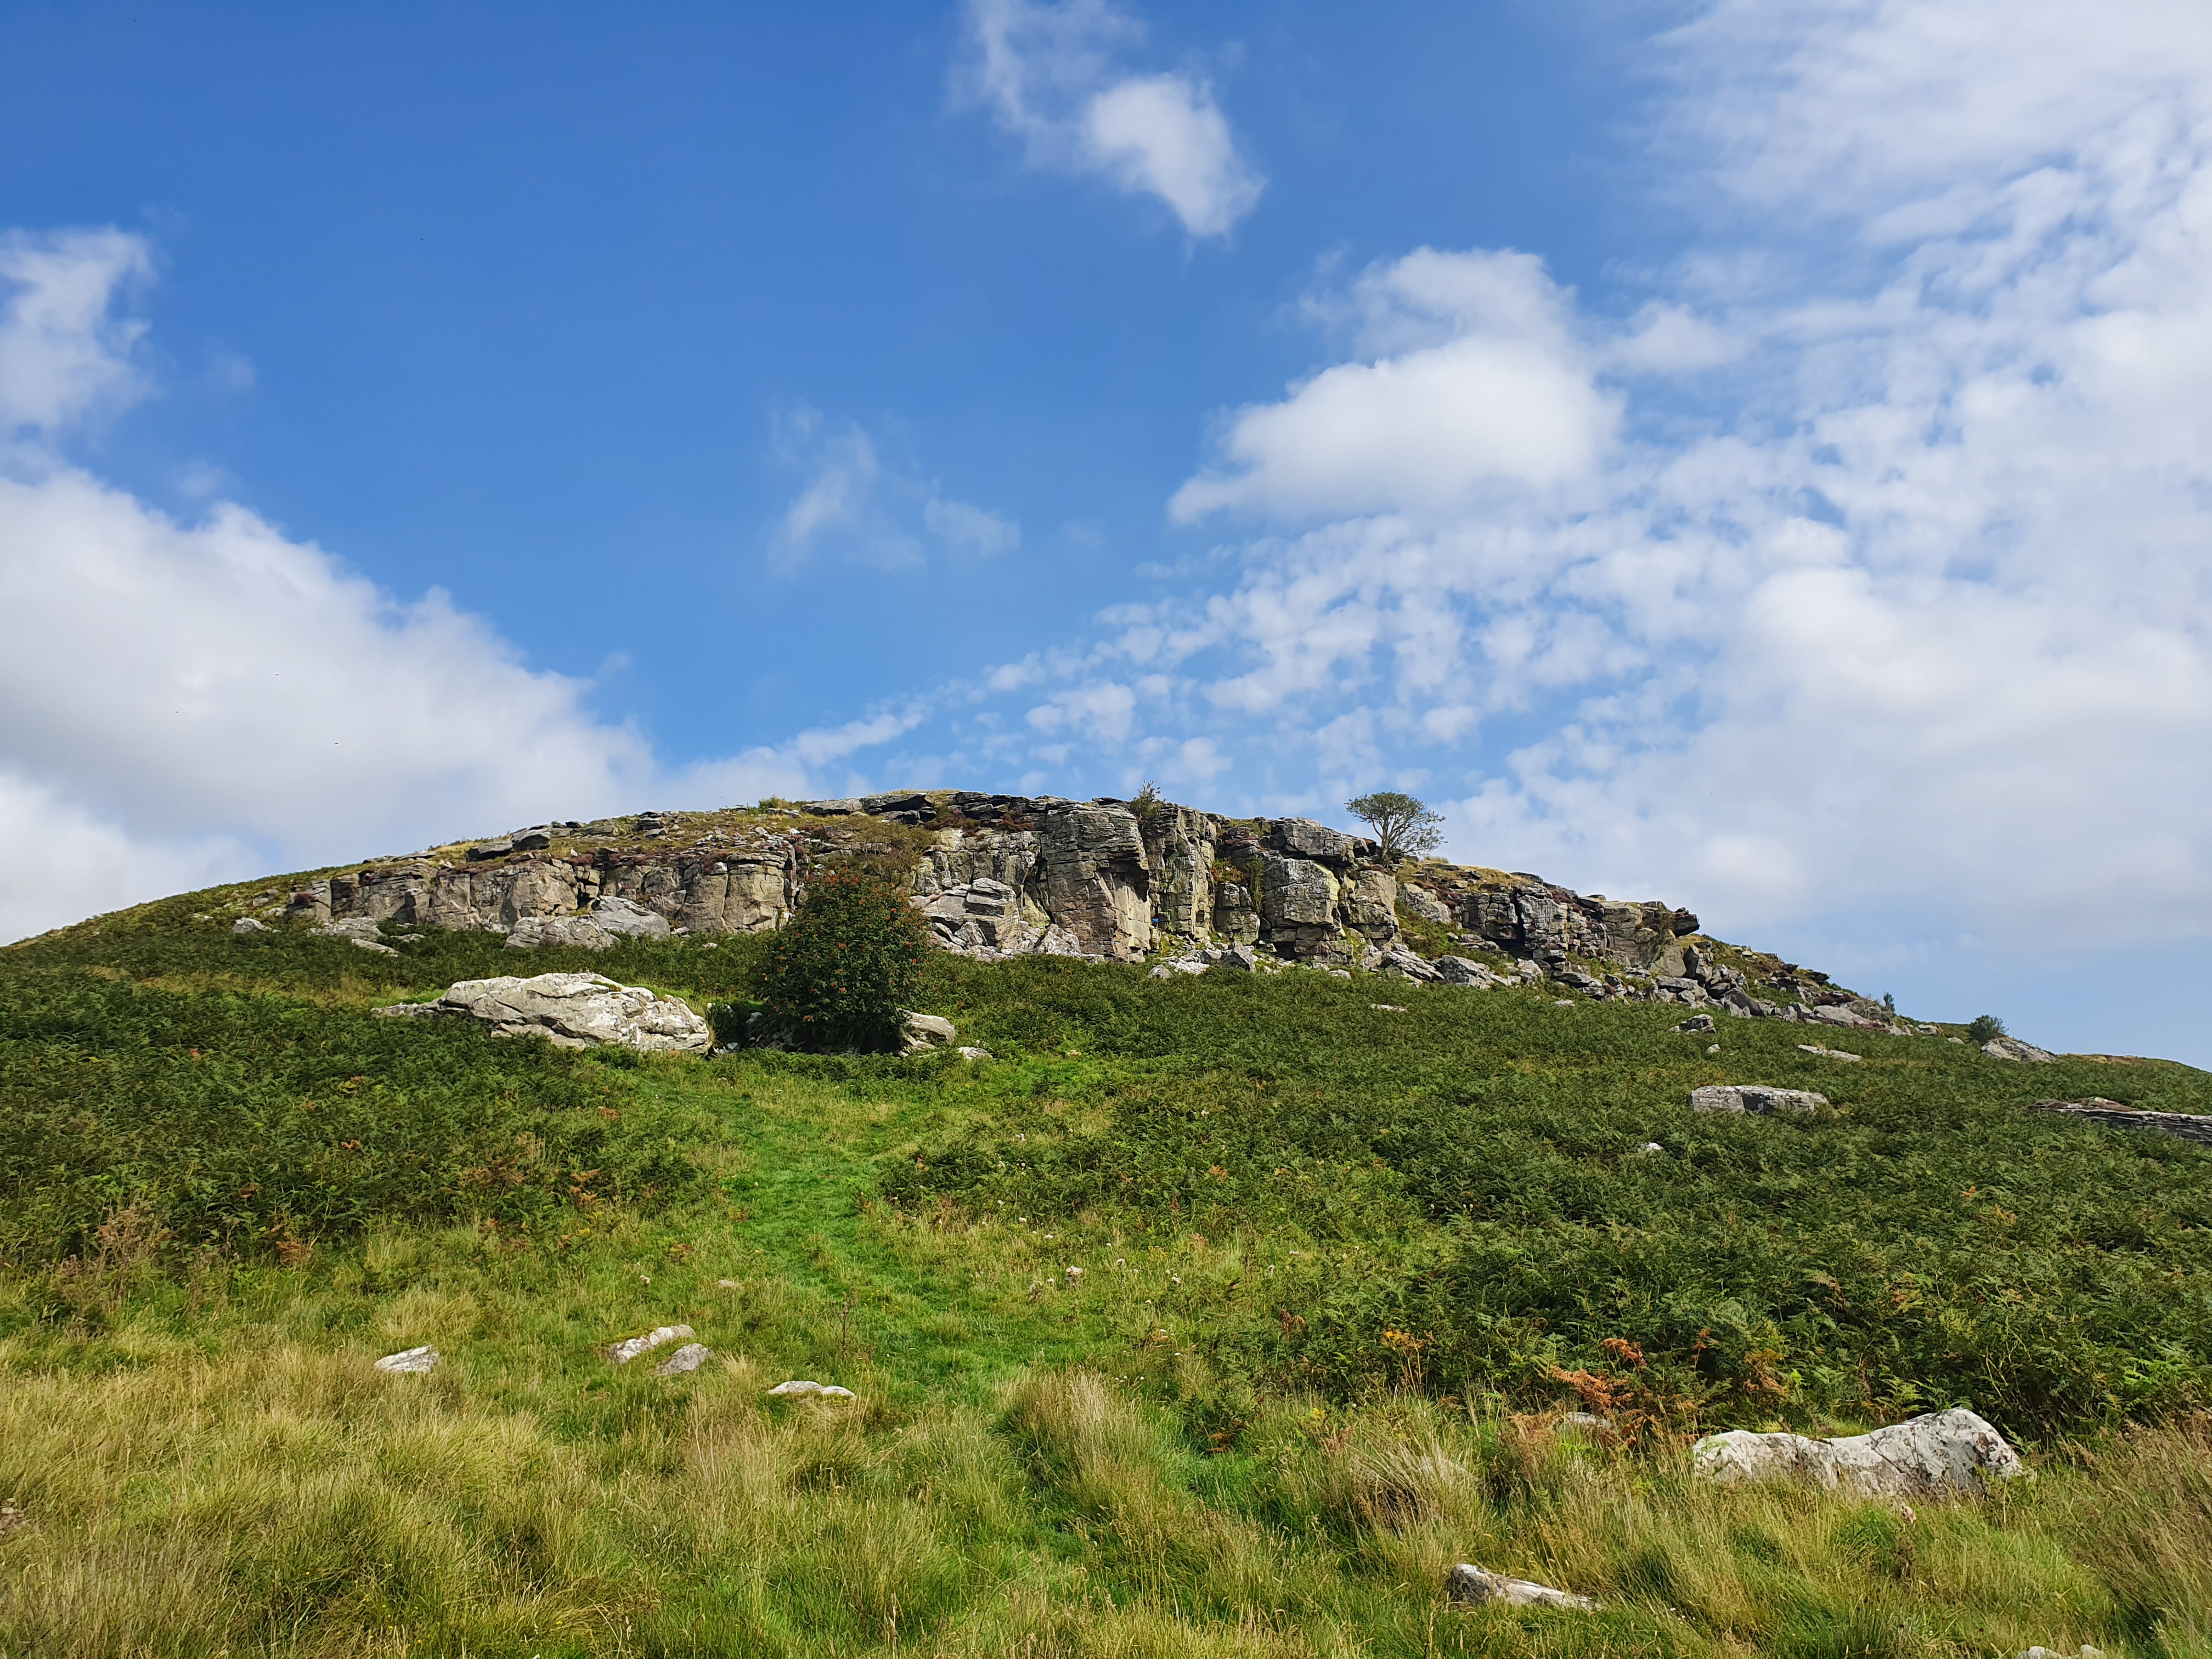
[
  {"left": 1369, "top": 1003, "right": 1408, "bottom": 1013},
  {"left": 956, "top": 1046, "right": 992, "bottom": 1060},
  {"left": 1798, "top": 1043, "right": 1863, "bottom": 1062},
  {"left": 655, "top": 1342, "right": 712, "bottom": 1377},
  {"left": 1065, "top": 1265, "right": 1083, "bottom": 1280},
  {"left": 1447, "top": 1564, "right": 1596, "bottom": 1611},
  {"left": 766, "top": 1379, "right": 855, "bottom": 1399},
  {"left": 605, "top": 1324, "right": 694, "bottom": 1365},
  {"left": 374, "top": 1345, "right": 439, "bottom": 1374}
]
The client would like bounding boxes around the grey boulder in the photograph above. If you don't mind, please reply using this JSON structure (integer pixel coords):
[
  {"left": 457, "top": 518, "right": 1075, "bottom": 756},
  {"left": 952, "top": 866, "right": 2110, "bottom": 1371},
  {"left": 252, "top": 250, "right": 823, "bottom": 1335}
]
[
  {"left": 1983, "top": 1036, "right": 2057, "bottom": 1063},
  {"left": 1691, "top": 1408, "right": 2023, "bottom": 1499},
  {"left": 605, "top": 1324, "right": 695, "bottom": 1365},
  {"left": 1690, "top": 1084, "right": 1829, "bottom": 1115},
  {"left": 439, "top": 973, "right": 711, "bottom": 1054},
  {"left": 232, "top": 917, "right": 273, "bottom": 935},
  {"left": 1446, "top": 1565, "right": 1596, "bottom": 1611},
  {"left": 590, "top": 895, "right": 673, "bottom": 938},
  {"left": 901, "top": 1011, "right": 958, "bottom": 1054},
  {"left": 1676, "top": 1013, "right": 1716, "bottom": 1034},
  {"left": 654, "top": 1342, "right": 713, "bottom": 1378},
  {"left": 374, "top": 1345, "right": 439, "bottom": 1374},
  {"left": 505, "top": 915, "right": 617, "bottom": 951}
]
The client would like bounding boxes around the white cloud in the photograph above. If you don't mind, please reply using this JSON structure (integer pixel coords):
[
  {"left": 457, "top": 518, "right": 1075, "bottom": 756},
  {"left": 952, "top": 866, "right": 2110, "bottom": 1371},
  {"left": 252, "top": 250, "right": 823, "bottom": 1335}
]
[
  {"left": 771, "top": 406, "right": 1019, "bottom": 568},
  {"left": 924, "top": 495, "right": 1021, "bottom": 557},
  {"left": 0, "top": 238, "right": 926, "bottom": 941},
  {"left": 0, "top": 228, "right": 153, "bottom": 433},
  {"left": 960, "top": 0, "right": 1264, "bottom": 238},
  {"left": 1170, "top": 251, "right": 1621, "bottom": 521}
]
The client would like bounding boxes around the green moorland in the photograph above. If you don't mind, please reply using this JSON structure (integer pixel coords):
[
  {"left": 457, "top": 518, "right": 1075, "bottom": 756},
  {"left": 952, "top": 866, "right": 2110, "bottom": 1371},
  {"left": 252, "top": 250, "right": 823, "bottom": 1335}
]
[{"left": 1, "top": 902, "right": 2209, "bottom": 1658}]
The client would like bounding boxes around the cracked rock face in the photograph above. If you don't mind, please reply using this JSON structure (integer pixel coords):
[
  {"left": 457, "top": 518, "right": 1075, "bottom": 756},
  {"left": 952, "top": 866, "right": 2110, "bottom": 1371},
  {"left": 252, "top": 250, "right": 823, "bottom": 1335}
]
[{"left": 437, "top": 973, "right": 712, "bottom": 1054}]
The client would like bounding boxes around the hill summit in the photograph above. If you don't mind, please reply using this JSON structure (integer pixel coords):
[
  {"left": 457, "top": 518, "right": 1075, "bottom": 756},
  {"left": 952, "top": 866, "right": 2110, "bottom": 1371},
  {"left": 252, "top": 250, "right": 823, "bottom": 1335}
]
[{"left": 215, "top": 789, "right": 1910, "bottom": 1041}]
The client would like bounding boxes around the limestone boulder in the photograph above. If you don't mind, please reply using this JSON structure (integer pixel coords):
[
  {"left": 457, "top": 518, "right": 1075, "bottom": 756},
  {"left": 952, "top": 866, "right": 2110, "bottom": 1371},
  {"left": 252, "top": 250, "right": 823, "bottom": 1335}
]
[
  {"left": 1691, "top": 1408, "right": 2023, "bottom": 1499},
  {"left": 900, "top": 1011, "right": 958, "bottom": 1054},
  {"left": 438, "top": 973, "right": 710, "bottom": 1054},
  {"left": 1432, "top": 955, "right": 1500, "bottom": 986},
  {"left": 590, "top": 895, "right": 673, "bottom": 939},
  {"left": 1690, "top": 1084, "right": 1829, "bottom": 1115},
  {"left": 1984, "top": 1035, "right": 2057, "bottom": 1063},
  {"left": 505, "top": 915, "right": 616, "bottom": 951},
  {"left": 1447, "top": 1565, "right": 1596, "bottom": 1611},
  {"left": 1372, "top": 943, "right": 1442, "bottom": 983}
]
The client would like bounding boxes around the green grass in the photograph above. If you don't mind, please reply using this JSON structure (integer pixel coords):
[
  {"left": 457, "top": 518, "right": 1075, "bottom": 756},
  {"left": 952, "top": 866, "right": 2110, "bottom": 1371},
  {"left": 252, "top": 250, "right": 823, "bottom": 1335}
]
[{"left": 1, "top": 913, "right": 2209, "bottom": 1655}]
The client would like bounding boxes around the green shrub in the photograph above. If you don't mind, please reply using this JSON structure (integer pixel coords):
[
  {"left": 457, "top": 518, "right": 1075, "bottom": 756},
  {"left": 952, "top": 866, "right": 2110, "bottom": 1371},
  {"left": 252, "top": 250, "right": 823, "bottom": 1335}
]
[
  {"left": 1969, "top": 1013, "right": 2007, "bottom": 1043},
  {"left": 755, "top": 870, "right": 928, "bottom": 1051}
]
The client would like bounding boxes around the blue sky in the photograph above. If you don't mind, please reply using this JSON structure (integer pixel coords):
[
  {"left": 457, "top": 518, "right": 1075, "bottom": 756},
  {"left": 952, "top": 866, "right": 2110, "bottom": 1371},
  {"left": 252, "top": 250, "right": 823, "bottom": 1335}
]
[{"left": 4, "top": 1, "right": 2209, "bottom": 1064}]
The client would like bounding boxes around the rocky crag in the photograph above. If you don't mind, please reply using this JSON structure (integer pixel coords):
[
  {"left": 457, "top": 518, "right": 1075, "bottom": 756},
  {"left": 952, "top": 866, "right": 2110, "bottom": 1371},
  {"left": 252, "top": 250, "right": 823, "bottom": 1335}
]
[{"left": 242, "top": 789, "right": 1918, "bottom": 1032}]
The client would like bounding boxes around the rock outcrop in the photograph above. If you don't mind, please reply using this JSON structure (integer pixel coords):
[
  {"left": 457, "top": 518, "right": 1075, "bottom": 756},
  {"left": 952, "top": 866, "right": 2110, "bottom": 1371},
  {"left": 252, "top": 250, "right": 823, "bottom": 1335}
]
[
  {"left": 232, "top": 789, "right": 2038, "bottom": 1045},
  {"left": 1691, "top": 1408, "right": 2023, "bottom": 1499},
  {"left": 2038, "top": 1098, "right": 2212, "bottom": 1147}
]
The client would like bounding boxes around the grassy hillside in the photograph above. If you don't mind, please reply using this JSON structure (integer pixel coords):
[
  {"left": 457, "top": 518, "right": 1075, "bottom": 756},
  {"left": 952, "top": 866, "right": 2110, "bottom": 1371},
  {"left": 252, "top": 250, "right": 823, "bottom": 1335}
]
[{"left": 1, "top": 909, "right": 2208, "bottom": 1656}]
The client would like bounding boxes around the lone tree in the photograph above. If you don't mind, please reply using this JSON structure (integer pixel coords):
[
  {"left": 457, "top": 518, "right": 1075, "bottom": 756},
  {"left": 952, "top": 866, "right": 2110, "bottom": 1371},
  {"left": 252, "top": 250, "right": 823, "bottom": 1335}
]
[
  {"left": 1346, "top": 791, "right": 1445, "bottom": 864},
  {"left": 757, "top": 869, "right": 929, "bottom": 1052}
]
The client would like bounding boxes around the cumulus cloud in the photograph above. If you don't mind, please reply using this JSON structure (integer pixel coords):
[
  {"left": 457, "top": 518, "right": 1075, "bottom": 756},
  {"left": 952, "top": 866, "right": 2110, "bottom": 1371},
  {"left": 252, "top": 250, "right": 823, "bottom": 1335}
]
[
  {"left": 0, "top": 228, "right": 153, "bottom": 433},
  {"left": 0, "top": 236, "right": 924, "bottom": 941},
  {"left": 1170, "top": 251, "right": 1622, "bottom": 521},
  {"left": 960, "top": 0, "right": 1264, "bottom": 238},
  {"left": 771, "top": 406, "right": 1018, "bottom": 568}
]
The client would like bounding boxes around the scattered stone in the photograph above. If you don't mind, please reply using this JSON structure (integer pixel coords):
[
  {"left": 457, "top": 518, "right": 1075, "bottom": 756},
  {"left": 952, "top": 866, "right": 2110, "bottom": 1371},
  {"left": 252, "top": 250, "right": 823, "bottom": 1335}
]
[
  {"left": 1148, "top": 957, "right": 1209, "bottom": 979},
  {"left": 1446, "top": 1565, "right": 1598, "bottom": 1612},
  {"left": 505, "top": 915, "right": 617, "bottom": 951},
  {"left": 232, "top": 917, "right": 273, "bottom": 935},
  {"left": 1691, "top": 1408, "right": 2023, "bottom": 1498},
  {"left": 1676, "top": 1013, "right": 1716, "bottom": 1034},
  {"left": 1798, "top": 1044, "right": 1863, "bottom": 1062},
  {"left": 1432, "top": 955, "right": 1499, "bottom": 987},
  {"left": 605, "top": 1324, "right": 695, "bottom": 1365},
  {"left": 1706, "top": 1043, "right": 1722, "bottom": 1054},
  {"left": 2018, "top": 1647, "right": 2104, "bottom": 1659},
  {"left": 655, "top": 1342, "right": 713, "bottom": 1378},
  {"left": 956, "top": 1045, "right": 992, "bottom": 1060},
  {"left": 1558, "top": 1412, "right": 1613, "bottom": 1431},
  {"left": 437, "top": 973, "right": 712, "bottom": 1054},
  {"left": 1064, "top": 1265, "right": 1083, "bottom": 1280},
  {"left": 351, "top": 938, "right": 399, "bottom": 956},
  {"left": 371, "top": 1000, "right": 441, "bottom": 1018},
  {"left": 766, "top": 1379, "right": 855, "bottom": 1399},
  {"left": 1638, "top": 1142, "right": 1665, "bottom": 1155},
  {"left": 590, "top": 895, "right": 673, "bottom": 938},
  {"left": 901, "top": 1011, "right": 958, "bottom": 1054},
  {"left": 374, "top": 1345, "right": 440, "bottom": 1374},
  {"left": 1690, "top": 1084, "right": 1829, "bottom": 1115},
  {"left": 1553, "top": 998, "right": 1575, "bottom": 1007},
  {"left": 1984, "top": 1036, "right": 2058, "bottom": 1063},
  {"left": 0, "top": 1502, "right": 24, "bottom": 1539},
  {"left": 1370, "top": 1003, "right": 1408, "bottom": 1013},
  {"left": 2037, "top": 1099, "right": 2212, "bottom": 1148},
  {"left": 1372, "top": 943, "right": 1443, "bottom": 983},
  {"left": 1207, "top": 945, "right": 1260, "bottom": 973}
]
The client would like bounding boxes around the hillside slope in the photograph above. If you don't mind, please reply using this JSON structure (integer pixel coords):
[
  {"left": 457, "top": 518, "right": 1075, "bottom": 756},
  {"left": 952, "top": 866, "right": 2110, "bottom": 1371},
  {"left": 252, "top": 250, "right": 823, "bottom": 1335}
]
[{"left": 2, "top": 797, "right": 2208, "bottom": 1656}]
